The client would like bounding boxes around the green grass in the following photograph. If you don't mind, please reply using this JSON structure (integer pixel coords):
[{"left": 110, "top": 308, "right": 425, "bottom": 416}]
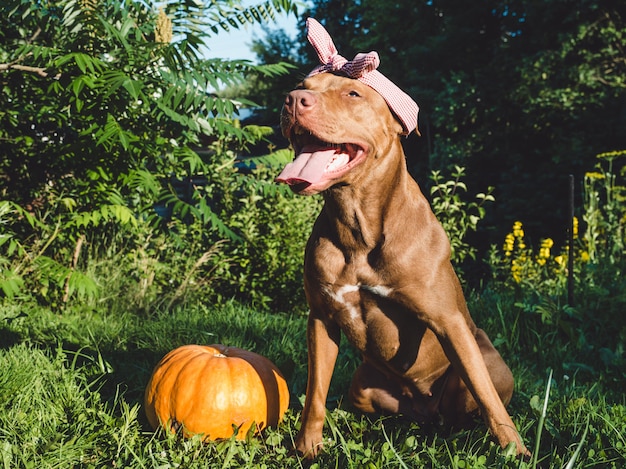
[{"left": 1, "top": 296, "right": 625, "bottom": 468}]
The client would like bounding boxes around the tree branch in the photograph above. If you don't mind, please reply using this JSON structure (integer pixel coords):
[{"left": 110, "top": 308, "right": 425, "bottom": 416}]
[
  {"left": 0, "top": 63, "right": 60, "bottom": 79},
  {"left": 0, "top": 63, "right": 47, "bottom": 77},
  {"left": 0, "top": 28, "right": 59, "bottom": 78}
]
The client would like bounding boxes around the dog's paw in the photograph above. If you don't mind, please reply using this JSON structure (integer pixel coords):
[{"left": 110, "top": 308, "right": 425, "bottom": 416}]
[
  {"left": 502, "top": 440, "right": 532, "bottom": 461},
  {"left": 294, "top": 432, "right": 325, "bottom": 459}
]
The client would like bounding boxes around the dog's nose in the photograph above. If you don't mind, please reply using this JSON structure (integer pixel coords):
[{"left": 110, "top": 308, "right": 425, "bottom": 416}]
[{"left": 285, "top": 90, "right": 317, "bottom": 113}]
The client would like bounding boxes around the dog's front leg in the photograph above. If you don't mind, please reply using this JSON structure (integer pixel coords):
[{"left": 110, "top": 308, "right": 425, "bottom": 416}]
[
  {"left": 295, "top": 313, "right": 341, "bottom": 458},
  {"left": 434, "top": 314, "right": 529, "bottom": 456}
]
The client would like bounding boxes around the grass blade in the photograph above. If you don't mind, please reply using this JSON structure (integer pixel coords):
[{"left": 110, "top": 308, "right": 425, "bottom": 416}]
[
  {"left": 381, "top": 423, "right": 409, "bottom": 469},
  {"left": 563, "top": 416, "right": 589, "bottom": 469},
  {"left": 532, "top": 368, "right": 553, "bottom": 468}
]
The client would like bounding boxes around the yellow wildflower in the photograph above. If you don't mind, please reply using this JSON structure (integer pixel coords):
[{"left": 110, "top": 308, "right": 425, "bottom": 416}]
[
  {"left": 585, "top": 171, "right": 605, "bottom": 180},
  {"left": 596, "top": 149, "right": 626, "bottom": 159},
  {"left": 503, "top": 233, "right": 515, "bottom": 255},
  {"left": 538, "top": 238, "right": 554, "bottom": 260},
  {"left": 511, "top": 260, "right": 522, "bottom": 283}
]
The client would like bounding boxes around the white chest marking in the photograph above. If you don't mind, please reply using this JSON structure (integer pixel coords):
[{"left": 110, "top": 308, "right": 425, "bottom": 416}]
[
  {"left": 327, "top": 284, "right": 360, "bottom": 320},
  {"left": 326, "top": 284, "right": 393, "bottom": 320},
  {"left": 361, "top": 284, "right": 393, "bottom": 298}
]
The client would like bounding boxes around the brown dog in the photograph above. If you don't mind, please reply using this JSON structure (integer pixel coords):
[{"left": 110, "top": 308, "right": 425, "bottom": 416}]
[{"left": 275, "top": 71, "right": 528, "bottom": 458}]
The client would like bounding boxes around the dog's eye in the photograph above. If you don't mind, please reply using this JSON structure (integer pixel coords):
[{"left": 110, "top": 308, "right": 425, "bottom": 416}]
[{"left": 348, "top": 90, "right": 361, "bottom": 97}]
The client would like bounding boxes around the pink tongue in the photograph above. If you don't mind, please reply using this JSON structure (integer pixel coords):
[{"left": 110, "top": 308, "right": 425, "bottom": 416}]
[{"left": 276, "top": 146, "right": 340, "bottom": 185}]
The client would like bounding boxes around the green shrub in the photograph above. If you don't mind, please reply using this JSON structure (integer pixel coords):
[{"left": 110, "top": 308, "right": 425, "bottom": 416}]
[
  {"left": 485, "top": 150, "right": 626, "bottom": 383},
  {"left": 0, "top": 0, "right": 299, "bottom": 312},
  {"left": 581, "top": 150, "right": 626, "bottom": 264},
  {"left": 429, "top": 165, "right": 495, "bottom": 265},
  {"left": 192, "top": 148, "right": 322, "bottom": 312}
]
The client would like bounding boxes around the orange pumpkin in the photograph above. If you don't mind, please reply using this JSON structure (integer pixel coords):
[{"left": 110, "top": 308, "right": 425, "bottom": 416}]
[{"left": 144, "top": 344, "right": 289, "bottom": 440}]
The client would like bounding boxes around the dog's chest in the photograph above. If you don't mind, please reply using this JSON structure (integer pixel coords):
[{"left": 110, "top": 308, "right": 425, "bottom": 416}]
[{"left": 323, "top": 282, "right": 420, "bottom": 362}]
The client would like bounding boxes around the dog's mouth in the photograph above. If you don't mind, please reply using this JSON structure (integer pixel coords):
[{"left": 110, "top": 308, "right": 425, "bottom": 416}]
[{"left": 275, "top": 130, "right": 367, "bottom": 193}]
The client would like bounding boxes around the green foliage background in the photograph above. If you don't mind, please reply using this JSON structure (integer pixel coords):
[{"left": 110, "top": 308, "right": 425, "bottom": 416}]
[
  {"left": 245, "top": 0, "right": 626, "bottom": 248},
  {"left": 0, "top": 0, "right": 312, "bottom": 311}
]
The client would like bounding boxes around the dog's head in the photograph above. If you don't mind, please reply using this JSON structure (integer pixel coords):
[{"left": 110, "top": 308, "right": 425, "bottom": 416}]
[
  {"left": 276, "top": 73, "right": 404, "bottom": 195},
  {"left": 275, "top": 18, "right": 419, "bottom": 195}
]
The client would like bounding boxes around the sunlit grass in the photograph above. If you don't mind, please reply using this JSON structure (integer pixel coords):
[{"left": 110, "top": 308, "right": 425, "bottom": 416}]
[{"left": 1, "top": 297, "right": 624, "bottom": 468}]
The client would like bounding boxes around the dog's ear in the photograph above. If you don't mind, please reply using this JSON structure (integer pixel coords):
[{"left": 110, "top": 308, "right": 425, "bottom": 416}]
[
  {"left": 388, "top": 112, "right": 405, "bottom": 136},
  {"left": 394, "top": 119, "right": 404, "bottom": 136}
]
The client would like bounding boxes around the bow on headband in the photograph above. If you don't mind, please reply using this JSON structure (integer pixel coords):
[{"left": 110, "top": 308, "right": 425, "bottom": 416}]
[{"left": 306, "top": 18, "right": 419, "bottom": 136}]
